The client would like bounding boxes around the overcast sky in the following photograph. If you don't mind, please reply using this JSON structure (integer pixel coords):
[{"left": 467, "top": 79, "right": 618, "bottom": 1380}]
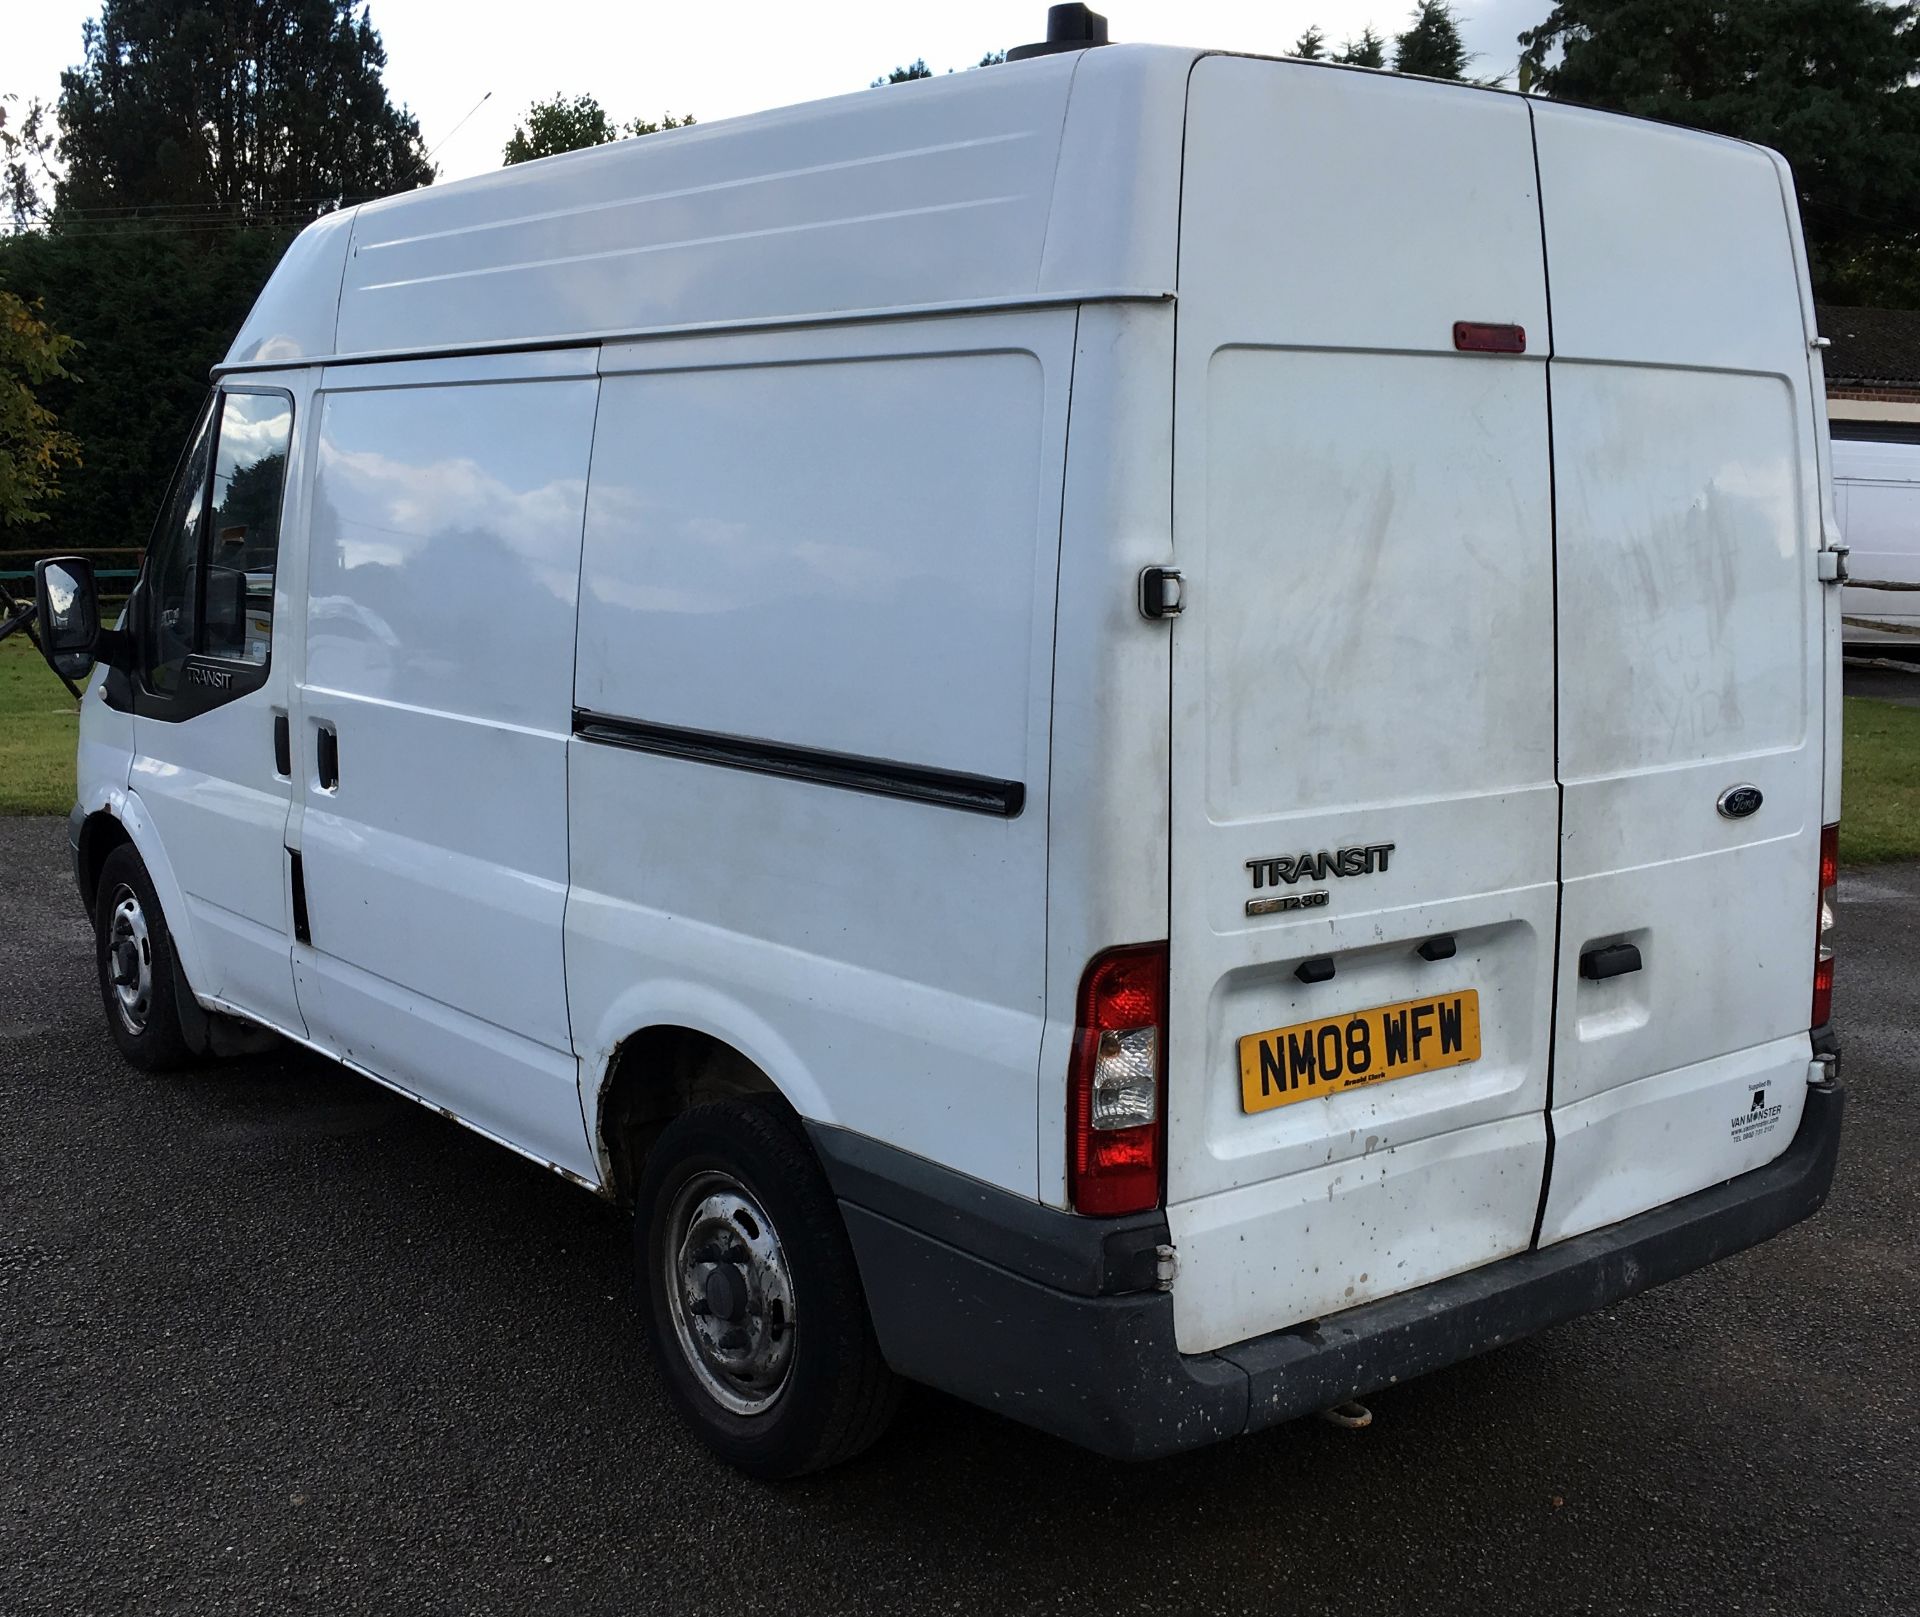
[{"left": 7, "top": 0, "right": 1548, "bottom": 186}]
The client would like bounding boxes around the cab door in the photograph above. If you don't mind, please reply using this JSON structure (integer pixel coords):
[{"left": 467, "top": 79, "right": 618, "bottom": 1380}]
[
  {"left": 1163, "top": 60, "right": 1559, "bottom": 1355},
  {"left": 126, "top": 382, "right": 305, "bottom": 1033}
]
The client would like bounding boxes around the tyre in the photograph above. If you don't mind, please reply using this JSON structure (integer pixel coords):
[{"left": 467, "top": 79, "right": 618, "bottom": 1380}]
[
  {"left": 636, "top": 1097, "right": 900, "bottom": 1478},
  {"left": 93, "top": 843, "right": 194, "bottom": 1072}
]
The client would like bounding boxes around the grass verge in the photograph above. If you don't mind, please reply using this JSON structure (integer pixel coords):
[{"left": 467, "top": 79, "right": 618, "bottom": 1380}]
[
  {"left": 0, "top": 634, "right": 80, "bottom": 815},
  {"left": 1839, "top": 695, "right": 1920, "bottom": 864}
]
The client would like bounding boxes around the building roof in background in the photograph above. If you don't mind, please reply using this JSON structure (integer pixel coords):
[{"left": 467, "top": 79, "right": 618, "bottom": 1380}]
[{"left": 1816, "top": 304, "right": 1920, "bottom": 389}]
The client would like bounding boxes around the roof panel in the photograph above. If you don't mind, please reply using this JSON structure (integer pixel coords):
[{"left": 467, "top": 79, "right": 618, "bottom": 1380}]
[{"left": 224, "top": 48, "right": 1198, "bottom": 369}]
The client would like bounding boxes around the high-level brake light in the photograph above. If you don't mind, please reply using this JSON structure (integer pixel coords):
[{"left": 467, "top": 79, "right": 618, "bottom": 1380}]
[
  {"left": 1067, "top": 943, "right": 1167, "bottom": 1217},
  {"left": 1453, "top": 321, "right": 1526, "bottom": 353}
]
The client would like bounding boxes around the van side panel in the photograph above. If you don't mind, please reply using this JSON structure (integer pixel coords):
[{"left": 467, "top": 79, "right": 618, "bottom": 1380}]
[
  {"left": 295, "top": 359, "right": 599, "bottom": 1177},
  {"left": 1532, "top": 108, "right": 1824, "bottom": 1243},
  {"left": 568, "top": 313, "right": 1073, "bottom": 1197}
]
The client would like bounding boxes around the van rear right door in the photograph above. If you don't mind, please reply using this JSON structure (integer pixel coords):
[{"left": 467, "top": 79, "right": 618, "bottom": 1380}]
[{"left": 1531, "top": 107, "right": 1827, "bottom": 1243}]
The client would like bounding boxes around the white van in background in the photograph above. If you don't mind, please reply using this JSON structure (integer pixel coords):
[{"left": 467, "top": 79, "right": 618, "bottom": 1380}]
[
  {"left": 1835, "top": 428, "right": 1920, "bottom": 647},
  {"left": 30, "top": 9, "right": 1847, "bottom": 1478}
]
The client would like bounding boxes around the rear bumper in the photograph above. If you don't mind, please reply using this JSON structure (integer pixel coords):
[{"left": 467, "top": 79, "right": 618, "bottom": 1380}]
[{"left": 812, "top": 1078, "right": 1845, "bottom": 1460}]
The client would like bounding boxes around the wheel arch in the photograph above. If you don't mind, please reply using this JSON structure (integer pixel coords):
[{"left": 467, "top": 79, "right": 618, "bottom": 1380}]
[
  {"left": 73, "top": 808, "right": 133, "bottom": 914},
  {"left": 595, "top": 1024, "right": 811, "bottom": 1205},
  {"left": 90, "top": 790, "right": 209, "bottom": 995},
  {"left": 580, "top": 979, "right": 839, "bottom": 1200}
]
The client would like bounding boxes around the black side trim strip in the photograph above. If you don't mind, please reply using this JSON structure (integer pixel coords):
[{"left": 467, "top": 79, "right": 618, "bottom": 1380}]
[{"left": 572, "top": 709, "right": 1025, "bottom": 818}]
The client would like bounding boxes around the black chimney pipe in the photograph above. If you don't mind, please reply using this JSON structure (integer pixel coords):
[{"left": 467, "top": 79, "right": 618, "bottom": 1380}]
[{"left": 1006, "top": 4, "right": 1110, "bottom": 62}]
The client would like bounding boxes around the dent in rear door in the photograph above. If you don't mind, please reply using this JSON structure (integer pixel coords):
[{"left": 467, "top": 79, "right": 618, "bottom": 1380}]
[{"left": 1164, "top": 60, "right": 1559, "bottom": 1355}]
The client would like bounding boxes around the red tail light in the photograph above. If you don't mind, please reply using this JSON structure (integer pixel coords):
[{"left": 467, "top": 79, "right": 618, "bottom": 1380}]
[
  {"left": 1067, "top": 943, "right": 1167, "bottom": 1217},
  {"left": 1812, "top": 822, "right": 1838, "bottom": 1028}
]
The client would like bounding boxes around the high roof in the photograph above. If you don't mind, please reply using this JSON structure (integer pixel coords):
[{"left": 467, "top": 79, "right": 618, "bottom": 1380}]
[{"left": 221, "top": 45, "right": 1197, "bottom": 371}]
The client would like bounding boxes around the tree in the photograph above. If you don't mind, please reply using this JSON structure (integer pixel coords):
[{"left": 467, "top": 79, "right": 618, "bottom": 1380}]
[
  {"left": 1, "top": 0, "right": 430, "bottom": 554},
  {"left": 1395, "top": 2, "right": 1471, "bottom": 79},
  {"left": 1519, "top": 0, "right": 1920, "bottom": 308},
  {"left": 1293, "top": 26, "right": 1328, "bottom": 60},
  {"left": 57, "top": 0, "right": 433, "bottom": 217},
  {"left": 0, "top": 97, "right": 57, "bottom": 229},
  {"left": 625, "top": 112, "right": 697, "bottom": 138},
  {"left": 870, "top": 51, "right": 1005, "bottom": 85},
  {"left": 502, "top": 96, "right": 697, "bottom": 164},
  {"left": 1335, "top": 27, "right": 1388, "bottom": 68},
  {"left": 0, "top": 222, "right": 288, "bottom": 553},
  {"left": 505, "top": 93, "right": 619, "bottom": 164},
  {"left": 0, "top": 292, "right": 82, "bottom": 527},
  {"left": 872, "top": 59, "right": 933, "bottom": 86}
]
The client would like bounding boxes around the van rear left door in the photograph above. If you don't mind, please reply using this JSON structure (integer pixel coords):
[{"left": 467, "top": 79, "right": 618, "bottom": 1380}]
[{"left": 1163, "top": 59, "right": 1559, "bottom": 1355}]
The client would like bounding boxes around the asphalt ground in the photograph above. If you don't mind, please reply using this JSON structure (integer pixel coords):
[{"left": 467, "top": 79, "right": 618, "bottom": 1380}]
[
  {"left": 2, "top": 814, "right": 1915, "bottom": 1616},
  {"left": 1846, "top": 657, "right": 1920, "bottom": 709}
]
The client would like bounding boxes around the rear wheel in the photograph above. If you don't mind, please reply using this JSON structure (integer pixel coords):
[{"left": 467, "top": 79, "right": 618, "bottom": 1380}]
[
  {"left": 636, "top": 1098, "right": 899, "bottom": 1478},
  {"left": 93, "top": 844, "right": 193, "bottom": 1071}
]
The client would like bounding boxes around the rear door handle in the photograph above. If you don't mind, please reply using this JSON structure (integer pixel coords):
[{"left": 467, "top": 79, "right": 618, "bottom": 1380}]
[
  {"left": 1580, "top": 942, "right": 1642, "bottom": 981},
  {"left": 315, "top": 723, "right": 339, "bottom": 791}
]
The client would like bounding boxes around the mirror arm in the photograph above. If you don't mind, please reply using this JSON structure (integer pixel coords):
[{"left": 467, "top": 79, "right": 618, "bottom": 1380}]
[
  {"left": 0, "top": 595, "right": 82, "bottom": 699},
  {"left": 91, "top": 625, "right": 134, "bottom": 671}
]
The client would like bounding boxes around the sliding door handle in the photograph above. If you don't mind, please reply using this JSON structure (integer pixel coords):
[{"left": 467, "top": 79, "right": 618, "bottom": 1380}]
[
  {"left": 273, "top": 713, "right": 291, "bottom": 777},
  {"left": 315, "top": 724, "right": 339, "bottom": 791}
]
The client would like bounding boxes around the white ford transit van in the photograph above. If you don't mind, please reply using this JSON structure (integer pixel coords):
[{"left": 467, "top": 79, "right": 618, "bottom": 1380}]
[
  {"left": 30, "top": 15, "right": 1847, "bottom": 1477},
  {"left": 1834, "top": 428, "right": 1920, "bottom": 646}
]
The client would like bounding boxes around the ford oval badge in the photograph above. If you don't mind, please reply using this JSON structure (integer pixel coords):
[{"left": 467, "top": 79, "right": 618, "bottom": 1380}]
[{"left": 1717, "top": 784, "right": 1764, "bottom": 820}]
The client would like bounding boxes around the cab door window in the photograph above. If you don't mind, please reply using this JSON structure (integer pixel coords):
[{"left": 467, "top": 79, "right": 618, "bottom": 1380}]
[
  {"left": 139, "top": 388, "right": 293, "bottom": 709},
  {"left": 203, "top": 392, "right": 293, "bottom": 666},
  {"left": 141, "top": 402, "right": 216, "bottom": 696}
]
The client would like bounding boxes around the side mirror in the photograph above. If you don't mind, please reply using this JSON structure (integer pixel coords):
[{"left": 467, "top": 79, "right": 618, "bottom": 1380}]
[{"left": 33, "top": 556, "right": 101, "bottom": 681}]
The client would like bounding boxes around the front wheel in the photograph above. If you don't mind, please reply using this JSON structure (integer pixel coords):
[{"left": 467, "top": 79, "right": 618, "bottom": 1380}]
[
  {"left": 636, "top": 1098, "right": 899, "bottom": 1478},
  {"left": 92, "top": 843, "right": 193, "bottom": 1071}
]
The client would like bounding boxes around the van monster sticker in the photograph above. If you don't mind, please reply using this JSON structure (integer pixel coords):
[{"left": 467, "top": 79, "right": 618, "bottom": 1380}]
[{"left": 1731, "top": 1086, "right": 1785, "bottom": 1143}]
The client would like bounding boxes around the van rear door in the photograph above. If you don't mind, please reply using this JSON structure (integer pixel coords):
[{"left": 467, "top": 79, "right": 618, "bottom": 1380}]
[
  {"left": 1530, "top": 107, "right": 1826, "bottom": 1244},
  {"left": 1164, "top": 60, "right": 1560, "bottom": 1354}
]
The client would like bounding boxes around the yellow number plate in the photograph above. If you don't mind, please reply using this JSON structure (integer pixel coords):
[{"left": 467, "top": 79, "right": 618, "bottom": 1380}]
[{"left": 1238, "top": 990, "right": 1481, "bottom": 1114}]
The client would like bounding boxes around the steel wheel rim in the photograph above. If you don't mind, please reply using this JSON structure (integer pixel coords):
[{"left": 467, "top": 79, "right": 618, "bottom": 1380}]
[
  {"left": 661, "top": 1170, "right": 795, "bottom": 1417},
  {"left": 106, "top": 884, "right": 154, "bottom": 1036}
]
